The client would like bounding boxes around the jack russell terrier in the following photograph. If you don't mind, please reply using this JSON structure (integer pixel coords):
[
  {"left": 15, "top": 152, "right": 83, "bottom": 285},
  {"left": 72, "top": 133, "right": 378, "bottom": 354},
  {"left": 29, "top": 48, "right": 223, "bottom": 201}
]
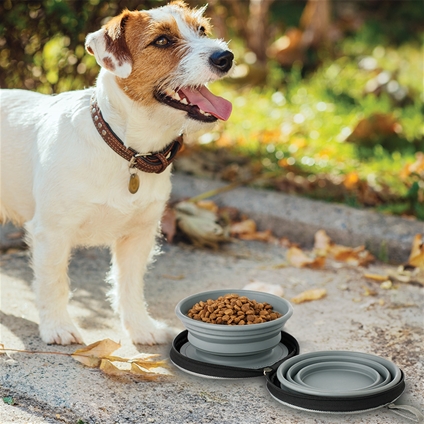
[{"left": 0, "top": 1, "right": 233, "bottom": 345}]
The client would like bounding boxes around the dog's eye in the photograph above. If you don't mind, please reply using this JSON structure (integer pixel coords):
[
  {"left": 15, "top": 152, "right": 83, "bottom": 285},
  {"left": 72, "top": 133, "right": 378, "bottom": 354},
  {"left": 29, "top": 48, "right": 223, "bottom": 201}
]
[
  {"left": 154, "top": 36, "right": 170, "bottom": 47},
  {"left": 199, "top": 26, "right": 206, "bottom": 36}
]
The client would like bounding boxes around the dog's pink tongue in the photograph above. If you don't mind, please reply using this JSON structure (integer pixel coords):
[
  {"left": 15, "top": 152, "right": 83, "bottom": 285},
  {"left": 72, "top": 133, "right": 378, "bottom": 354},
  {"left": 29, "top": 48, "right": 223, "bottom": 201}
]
[{"left": 180, "top": 86, "right": 232, "bottom": 121}]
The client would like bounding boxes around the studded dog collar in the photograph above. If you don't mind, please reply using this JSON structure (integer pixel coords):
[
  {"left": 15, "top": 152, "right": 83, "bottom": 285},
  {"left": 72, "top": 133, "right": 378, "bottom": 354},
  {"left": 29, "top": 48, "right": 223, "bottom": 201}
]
[{"left": 90, "top": 95, "right": 183, "bottom": 175}]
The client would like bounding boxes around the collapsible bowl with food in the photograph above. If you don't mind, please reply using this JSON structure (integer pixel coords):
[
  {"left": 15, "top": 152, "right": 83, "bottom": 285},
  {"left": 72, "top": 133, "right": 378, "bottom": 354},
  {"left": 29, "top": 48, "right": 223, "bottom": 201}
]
[
  {"left": 171, "top": 289, "right": 298, "bottom": 377},
  {"left": 170, "top": 289, "right": 423, "bottom": 421}
]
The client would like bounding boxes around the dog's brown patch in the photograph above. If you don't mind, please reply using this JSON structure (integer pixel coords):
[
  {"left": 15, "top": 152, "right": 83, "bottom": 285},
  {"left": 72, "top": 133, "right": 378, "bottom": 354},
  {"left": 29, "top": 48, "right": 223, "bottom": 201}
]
[
  {"left": 103, "top": 5, "right": 210, "bottom": 107},
  {"left": 103, "top": 12, "right": 132, "bottom": 68},
  {"left": 170, "top": 1, "right": 212, "bottom": 35},
  {"left": 102, "top": 56, "right": 116, "bottom": 72},
  {"left": 114, "top": 11, "right": 183, "bottom": 105}
]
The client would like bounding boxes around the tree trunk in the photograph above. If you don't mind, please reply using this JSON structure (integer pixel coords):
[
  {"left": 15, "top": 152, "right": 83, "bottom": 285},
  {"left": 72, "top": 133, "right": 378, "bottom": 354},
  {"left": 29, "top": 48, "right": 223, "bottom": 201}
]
[{"left": 246, "top": 0, "right": 274, "bottom": 65}]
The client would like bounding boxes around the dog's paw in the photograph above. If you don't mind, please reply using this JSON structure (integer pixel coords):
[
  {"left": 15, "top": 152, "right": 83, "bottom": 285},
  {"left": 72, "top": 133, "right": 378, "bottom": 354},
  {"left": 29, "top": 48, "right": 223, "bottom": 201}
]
[
  {"left": 39, "top": 320, "right": 83, "bottom": 345},
  {"left": 126, "top": 319, "right": 180, "bottom": 346}
]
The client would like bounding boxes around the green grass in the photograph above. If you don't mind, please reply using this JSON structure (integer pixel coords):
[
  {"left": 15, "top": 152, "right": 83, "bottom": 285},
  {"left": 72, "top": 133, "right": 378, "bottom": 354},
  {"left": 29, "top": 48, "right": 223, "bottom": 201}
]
[{"left": 202, "top": 34, "right": 423, "bottom": 219}]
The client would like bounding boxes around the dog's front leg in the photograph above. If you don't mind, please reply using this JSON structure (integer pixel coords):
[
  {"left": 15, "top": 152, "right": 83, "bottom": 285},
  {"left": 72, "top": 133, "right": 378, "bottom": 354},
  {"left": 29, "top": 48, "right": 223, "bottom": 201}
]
[
  {"left": 109, "top": 217, "right": 178, "bottom": 345},
  {"left": 27, "top": 222, "right": 83, "bottom": 345}
]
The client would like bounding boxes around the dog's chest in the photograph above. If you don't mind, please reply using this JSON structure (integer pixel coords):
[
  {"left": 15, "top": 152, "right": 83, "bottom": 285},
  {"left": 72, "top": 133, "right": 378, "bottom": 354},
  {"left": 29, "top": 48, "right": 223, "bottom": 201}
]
[{"left": 73, "top": 175, "right": 171, "bottom": 246}]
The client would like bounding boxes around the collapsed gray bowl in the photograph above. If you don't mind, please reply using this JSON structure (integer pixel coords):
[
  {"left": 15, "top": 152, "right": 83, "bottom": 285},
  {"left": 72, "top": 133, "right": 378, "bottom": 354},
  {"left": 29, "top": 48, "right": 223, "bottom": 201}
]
[{"left": 175, "top": 289, "right": 293, "bottom": 356}]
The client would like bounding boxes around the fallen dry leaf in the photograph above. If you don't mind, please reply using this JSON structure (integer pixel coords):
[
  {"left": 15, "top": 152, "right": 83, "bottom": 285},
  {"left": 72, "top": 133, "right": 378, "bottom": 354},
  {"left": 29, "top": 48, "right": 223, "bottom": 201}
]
[
  {"left": 239, "top": 229, "right": 275, "bottom": 242},
  {"left": 130, "top": 357, "right": 168, "bottom": 370},
  {"left": 100, "top": 356, "right": 171, "bottom": 381},
  {"left": 314, "top": 229, "right": 332, "bottom": 253},
  {"left": 408, "top": 234, "right": 424, "bottom": 270},
  {"left": 280, "top": 237, "right": 297, "bottom": 248},
  {"left": 196, "top": 200, "right": 219, "bottom": 214},
  {"left": 230, "top": 219, "right": 275, "bottom": 242},
  {"left": 364, "top": 273, "right": 390, "bottom": 282},
  {"left": 72, "top": 339, "right": 121, "bottom": 368},
  {"left": 389, "top": 265, "right": 424, "bottom": 287},
  {"left": 287, "top": 247, "right": 326, "bottom": 269},
  {"left": 331, "top": 245, "right": 375, "bottom": 266},
  {"left": 130, "top": 363, "right": 172, "bottom": 380},
  {"left": 99, "top": 359, "right": 129, "bottom": 377},
  {"left": 230, "top": 219, "right": 257, "bottom": 236},
  {"left": 1, "top": 339, "right": 171, "bottom": 381},
  {"left": 313, "top": 230, "right": 374, "bottom": 266},
  {"left": 175, "top": 201, "right": 230, "bottom": 249},
  {"left": 291, "top": 288, "right": 327, "bottom": 304}
]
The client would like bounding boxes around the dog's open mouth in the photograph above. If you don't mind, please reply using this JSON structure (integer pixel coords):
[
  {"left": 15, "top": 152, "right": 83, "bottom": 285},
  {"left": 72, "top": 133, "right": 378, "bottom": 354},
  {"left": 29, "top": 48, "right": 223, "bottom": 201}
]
[{"left": 154, "top": 85, "right": 232, "bottom": 123}]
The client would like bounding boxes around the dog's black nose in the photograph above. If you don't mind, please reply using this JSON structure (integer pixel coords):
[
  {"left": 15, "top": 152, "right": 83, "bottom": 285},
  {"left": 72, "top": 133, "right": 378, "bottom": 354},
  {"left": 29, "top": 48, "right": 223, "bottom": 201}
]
[{"left": 209, "top": 50, "right": 234, "bottom": 73}]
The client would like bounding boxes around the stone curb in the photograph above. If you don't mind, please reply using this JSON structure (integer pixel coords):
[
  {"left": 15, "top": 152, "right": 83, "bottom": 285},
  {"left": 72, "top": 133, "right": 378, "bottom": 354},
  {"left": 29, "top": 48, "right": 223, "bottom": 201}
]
[{"left": 171, "top": 173, "right": 423, "bottom": 264}]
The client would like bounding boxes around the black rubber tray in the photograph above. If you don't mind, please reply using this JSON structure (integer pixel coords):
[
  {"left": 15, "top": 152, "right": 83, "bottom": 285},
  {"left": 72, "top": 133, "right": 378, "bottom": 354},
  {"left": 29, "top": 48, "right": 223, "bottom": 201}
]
[{"left": 170, "top": 330, "right": 299, "bottom": 379}]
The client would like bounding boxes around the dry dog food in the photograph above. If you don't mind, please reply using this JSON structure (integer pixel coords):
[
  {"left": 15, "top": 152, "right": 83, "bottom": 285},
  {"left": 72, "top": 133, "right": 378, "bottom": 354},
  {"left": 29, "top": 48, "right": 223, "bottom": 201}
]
[{"left": 187, "top": 293, "right": 282, "bottom": 325}]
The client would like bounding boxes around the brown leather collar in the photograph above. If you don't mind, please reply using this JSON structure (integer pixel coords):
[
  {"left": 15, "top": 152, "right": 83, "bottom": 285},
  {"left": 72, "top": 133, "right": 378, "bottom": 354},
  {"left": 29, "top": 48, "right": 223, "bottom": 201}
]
[{"left": 90, "top": 95, "right": 183, "bottom": 174}]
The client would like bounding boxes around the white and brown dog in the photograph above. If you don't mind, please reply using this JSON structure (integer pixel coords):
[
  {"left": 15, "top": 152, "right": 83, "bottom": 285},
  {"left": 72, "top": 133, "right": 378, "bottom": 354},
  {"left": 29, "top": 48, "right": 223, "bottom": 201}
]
[{"left": 0, "top": 1, "right": 233, "bottom": 345}]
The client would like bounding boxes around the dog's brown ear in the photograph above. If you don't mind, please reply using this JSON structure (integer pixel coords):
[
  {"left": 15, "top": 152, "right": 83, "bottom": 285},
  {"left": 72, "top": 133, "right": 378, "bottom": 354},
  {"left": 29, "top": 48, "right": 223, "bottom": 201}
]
[{"left": 85, "top": 10, "right": 133, "bottom": 78}]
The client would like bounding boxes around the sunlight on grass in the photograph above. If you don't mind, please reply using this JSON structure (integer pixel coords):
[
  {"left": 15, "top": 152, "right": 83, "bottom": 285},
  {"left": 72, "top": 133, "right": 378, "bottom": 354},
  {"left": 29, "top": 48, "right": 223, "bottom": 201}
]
[{"left": 204, "top": 36, "right": 423, "bottom": 219}]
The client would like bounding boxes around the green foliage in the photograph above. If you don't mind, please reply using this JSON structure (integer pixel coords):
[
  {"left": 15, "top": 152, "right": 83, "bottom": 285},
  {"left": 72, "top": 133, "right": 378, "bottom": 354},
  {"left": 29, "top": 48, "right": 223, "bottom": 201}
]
[
  {"left": 206, "top": 30, "right": 423, "bottom": 218},
  {"left": 0, "top": 0, "right": 166, "bottom": 92}
]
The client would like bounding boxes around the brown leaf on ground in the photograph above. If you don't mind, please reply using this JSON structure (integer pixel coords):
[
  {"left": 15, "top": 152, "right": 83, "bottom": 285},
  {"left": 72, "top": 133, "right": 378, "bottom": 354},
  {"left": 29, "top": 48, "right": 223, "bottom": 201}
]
[
  {"left": 230, "top": 219, "right": 257, "bottom": 236},
  {"left": 280, "top": 237, "right": 296, "bottom": 248},
  {"left": 100, "top": 359, "right": 171, "bottom": 381},
  {"left": 314, "top": 229, "right": 332, "bottom": 253},
  {"left": 99, "top": 359, "right": 129, "bottom": 377},
  {"left": 230, "top": 219, "right": 276, "bottom": 242},
  {"left": 408, "top": 234, "right": 424, "bottom": 270},
  {"left": 130, "top": 356, "right": 168, "bottom": 370},
  {"left": 313, "top": 230, "right": 374, "bottom": 266},
  {"left": 331, "top": 245, "right": 375, "bottom": 266},
  {"left": 71, "top": 339, "right": 121, "bottom": 368},
  {"left": 196, "top": 200, "right": 219, "bottom": 214},
  {"left": 238, "top": 229, "right": 276, "bottom": 242},
  {"left": 291, "top": 288, "right": 327, "bottom": 304},
  {"left": 130, "top": 363, "right": 172, "bottom": 380},
  {"left": 175, "top": 201, "right": 230, "bottom": 249},
  {"left": 218, "top": 206, "right": 241, "bottom": 223},
  {"left": 364, "top": 273, "right": 390, "bottom": 282},
  {"left": 287, "top": 246, "right": 326, "bottom": 269}
]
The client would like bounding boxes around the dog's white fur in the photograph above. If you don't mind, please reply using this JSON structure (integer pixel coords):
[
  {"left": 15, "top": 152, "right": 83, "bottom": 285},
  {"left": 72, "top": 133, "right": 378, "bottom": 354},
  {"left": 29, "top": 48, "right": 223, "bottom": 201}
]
[{"left": 0, "top": 2, "right": 232, "bottom": 345}]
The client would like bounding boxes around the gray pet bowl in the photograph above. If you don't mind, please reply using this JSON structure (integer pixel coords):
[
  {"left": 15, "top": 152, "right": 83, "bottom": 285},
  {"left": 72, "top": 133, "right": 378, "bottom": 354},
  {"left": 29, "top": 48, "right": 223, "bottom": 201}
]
[{"left": 175, "top": 289, "right": 293, "bottom": 357}]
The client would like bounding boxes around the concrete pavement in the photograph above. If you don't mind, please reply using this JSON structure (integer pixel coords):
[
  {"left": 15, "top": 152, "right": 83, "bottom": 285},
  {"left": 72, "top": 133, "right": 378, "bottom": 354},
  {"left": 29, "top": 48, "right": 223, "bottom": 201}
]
[{"left": 1, "top": 174, "right": 423, "bottom": 424}]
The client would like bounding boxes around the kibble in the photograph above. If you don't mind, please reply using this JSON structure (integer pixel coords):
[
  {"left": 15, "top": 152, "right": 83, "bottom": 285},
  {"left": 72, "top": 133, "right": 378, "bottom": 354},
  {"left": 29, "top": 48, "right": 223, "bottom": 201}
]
[{"left": 187, "top": 293, "right": 282, "bottom": 325}]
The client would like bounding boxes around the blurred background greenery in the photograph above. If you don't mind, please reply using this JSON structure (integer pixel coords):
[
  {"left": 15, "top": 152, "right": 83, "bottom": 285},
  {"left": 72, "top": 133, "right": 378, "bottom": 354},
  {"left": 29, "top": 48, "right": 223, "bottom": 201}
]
[{"left": 1, "top": 0, "right": 423, "bottom": 219}]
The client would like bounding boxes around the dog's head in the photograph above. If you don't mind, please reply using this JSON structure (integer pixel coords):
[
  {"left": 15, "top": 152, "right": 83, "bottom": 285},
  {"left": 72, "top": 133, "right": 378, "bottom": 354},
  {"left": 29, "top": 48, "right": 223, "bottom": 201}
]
[{"left": 85, "top": 1, "right": 233, "bottom": 131}]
